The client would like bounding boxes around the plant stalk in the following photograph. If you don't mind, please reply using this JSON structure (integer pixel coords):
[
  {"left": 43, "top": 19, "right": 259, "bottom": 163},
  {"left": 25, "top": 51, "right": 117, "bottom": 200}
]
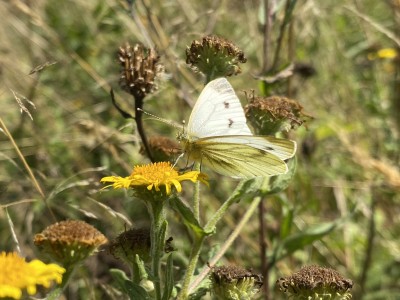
[
  {"left": 177, "top": 235, "right": 205, "bottom": 300},
  {"left": 149, "top": 201, "right": 165, "bottom": 300}
]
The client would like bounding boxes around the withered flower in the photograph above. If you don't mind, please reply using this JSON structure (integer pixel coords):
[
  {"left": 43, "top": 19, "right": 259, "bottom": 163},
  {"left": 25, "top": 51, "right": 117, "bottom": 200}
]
[
  {"left": 140, "top": 135, "right": 182, "bottom": 162},
  {"left": 276, "top": 265, "right": 353, "bottom": 300},
  {"left": 118, "top": 43, "right": 163, "bottom": 99},
  {"left": 245, "top": 94, "right": 310, "bottom": 135},
  {"left": 107, "top": 228, "right": 151, "bottom": 264},
  {"left": 186, "top": 35, "right": 247, "bottom": 79},
  {"left": 211, "top": 265, "right": 263, "bottom": 300},
  {"left": 34, "top": 220, "right": 107, "bottom": 267}
]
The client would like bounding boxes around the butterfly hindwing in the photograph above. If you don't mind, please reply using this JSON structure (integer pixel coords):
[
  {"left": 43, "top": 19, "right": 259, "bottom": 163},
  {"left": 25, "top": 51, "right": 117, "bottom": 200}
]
[
  {"left": 199, "top": 135, "right": 296, "bottom": 161},
  {"left": 197, "top": 140, "right": 288, "bottom": 178}
]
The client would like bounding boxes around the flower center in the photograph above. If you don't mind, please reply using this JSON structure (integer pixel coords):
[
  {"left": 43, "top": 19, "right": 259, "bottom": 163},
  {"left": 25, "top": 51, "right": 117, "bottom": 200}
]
[{"left": 131, "top": 162, "right": 178, "bottom": 181}]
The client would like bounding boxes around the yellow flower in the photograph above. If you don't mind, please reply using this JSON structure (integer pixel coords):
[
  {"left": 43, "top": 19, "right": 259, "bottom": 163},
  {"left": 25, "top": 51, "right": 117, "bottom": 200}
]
[
  {"left": 0, "top": 252, "right": 65, "bottom": 299},
  {"left": 368, "top": 48, "right": 398, "bottom": 60},
  {"left": 377, "top": 48, "right": 397, "bottom": 59},
  {"left": 101, "top": 161, "right": 208, "bottom": 195}
]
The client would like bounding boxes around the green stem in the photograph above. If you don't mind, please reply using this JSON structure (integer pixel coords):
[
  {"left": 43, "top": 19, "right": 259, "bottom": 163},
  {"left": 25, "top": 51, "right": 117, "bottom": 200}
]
[
  {"left": 205, "top": 179, "right": 254, "bottom": 233},
  {"left": 193, "top": 162, "right": 201, "bottom": 222},
  {"left": 177, "top": 235, "right": 205, "bottom": 300},
  {"left": 189, "top": 196, "right": 262, "bottom": 294},
  {"left": 149, "top": 201, "right": 166, "bottom": 300},
  {"left": 60, "top": 264, "right": 77, "bottom": 291}
]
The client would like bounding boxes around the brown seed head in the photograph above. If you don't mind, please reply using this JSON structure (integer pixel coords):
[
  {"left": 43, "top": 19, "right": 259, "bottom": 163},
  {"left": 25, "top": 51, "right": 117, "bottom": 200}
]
[
  {"left": 276, "top": 265, "right": 353, "bottom": 299},
  {"left": 140, "top": 135, "right": 182, "bottom": 162},
  {"left": 211, "top": 265, "right": 263, "bottom": 299},
  {"left": 118, "top": 43, "right": 163, "bottom": 98},
  {"left": 107, "top": 228, "right": 151, "bottom": 264},
  {"left": 34, "top": 220, "right": 107, "bottom": 266},
  {"left": 245, "top": 94, "right": 311, "bottom": 135}
]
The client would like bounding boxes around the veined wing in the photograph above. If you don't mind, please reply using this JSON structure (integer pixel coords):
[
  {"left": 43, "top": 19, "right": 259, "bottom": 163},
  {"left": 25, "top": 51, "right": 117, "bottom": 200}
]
[
  {"left": 196, "top": 135, "right": 296, "bottom": 161},
  {"left": 193, "top": 140, "right": 290, "bottom": 178},
  {"left": 187, "top": 78, "right": 252, "bottom": 138}
]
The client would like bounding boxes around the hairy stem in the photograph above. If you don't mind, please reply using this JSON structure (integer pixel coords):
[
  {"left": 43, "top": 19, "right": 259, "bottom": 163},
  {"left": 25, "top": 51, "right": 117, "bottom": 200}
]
[{"left": 177, "top": 235, "right": 205, "bottom": 300}]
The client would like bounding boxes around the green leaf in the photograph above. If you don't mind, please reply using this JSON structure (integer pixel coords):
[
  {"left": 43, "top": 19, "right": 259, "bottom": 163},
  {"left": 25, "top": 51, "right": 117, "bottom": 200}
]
[
  {"left": 229, "top": 178, "right": 265, "bottom": 203},
  {"left": 110, "top": 269, "right": 150, "bottom": 299},
  {"left": 158, "top": 220, "right": 168, "bottom": 252},
  {"left": 47, "top": 287, "right": 63, "bottom": 300},
  {"left": 271, "top": 221, "right": 339, "bottom": 265},
  {"left": 162, "top": 253, "right": 174, "bottom": 300},
  {"left": 280, "top": 205, "right": 294, "bottom": 239},
  {"left": 169, "top": 196, "right": 206, "bottom": 237},
  {"left": 188, "top": 278, "right": 211, "bottom": 300},
  {"left": 265, "top": 157, "right": 297, "bottom": 195},
  {"left": 135, "top": 254, "right": 149, "bottom": 281},
  {"left": 188, "top": 287, "right": 210, "bottom": 300}
]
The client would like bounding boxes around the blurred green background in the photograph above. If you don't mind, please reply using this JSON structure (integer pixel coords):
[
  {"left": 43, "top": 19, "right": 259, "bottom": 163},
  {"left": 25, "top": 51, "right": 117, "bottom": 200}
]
[{"left": 1, "top": 0, "right": 399, "bottom": 299}]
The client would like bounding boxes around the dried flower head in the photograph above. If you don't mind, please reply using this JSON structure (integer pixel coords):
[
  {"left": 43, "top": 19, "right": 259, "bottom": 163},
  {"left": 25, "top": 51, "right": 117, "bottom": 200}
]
[
  {"left": 0, "top": 251, "right": 65, "bottom": 299},
  {"left": 118, "top": 43, "right": 163, "bottom": 98},
  {"left": 211, "top": 265, "right": 263, "bottom": 300},
  {"left": 101, "top": 161, "right": 208, "bottom": 197},
  {"left": 107, "top": 228, "right": 174, "bottom": 264},
  {"left": 34, "top": 220, "right": 108, "bottom": 267},
  {"left": 293, "top": 62, "right": 317, "bottom": 79},
  {"left": 186, "top": 35, "right": 247, "bottom": 79},
  {"left": 140, "top": 135, "right": 182, "bottom": 162},
  {"left": 107, "top": 228, "right": 151, "bottom": 264},
  {"left": 245, "top": 94, "right": 310, "bottom": 135},
  {"left": 276, "top": 265, "right": 353, "bottom": 300}
]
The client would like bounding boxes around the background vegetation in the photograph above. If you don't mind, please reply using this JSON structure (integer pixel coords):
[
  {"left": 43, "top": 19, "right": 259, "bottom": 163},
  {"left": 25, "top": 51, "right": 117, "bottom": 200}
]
[{"left": 1, "top": 0, "right": 399, "bottom": 299}]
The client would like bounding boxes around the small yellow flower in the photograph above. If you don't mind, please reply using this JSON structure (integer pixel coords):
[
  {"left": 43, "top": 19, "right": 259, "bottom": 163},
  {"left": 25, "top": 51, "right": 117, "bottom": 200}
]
[
  {"left": 101, "top": 162, "right": 208, "bottom": 195},
  {"left": 368, "top": 48, "right": 398, "bottom": 60},
  {"left": 0, "top": 251, "right": 65, "bottom": 299},
  {"left": 377, "top": 48, "right": 397, "bottom": 59}
]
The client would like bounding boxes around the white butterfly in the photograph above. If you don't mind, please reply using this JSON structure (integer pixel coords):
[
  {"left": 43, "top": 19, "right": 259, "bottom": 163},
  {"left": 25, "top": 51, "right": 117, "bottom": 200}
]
[{"left": 178, "top": 77, "right": 296, "bottom": 178}]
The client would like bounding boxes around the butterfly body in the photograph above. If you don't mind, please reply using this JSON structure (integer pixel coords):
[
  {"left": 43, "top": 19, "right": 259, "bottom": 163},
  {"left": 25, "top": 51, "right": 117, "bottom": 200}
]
[{"left": 179, "top": 78, "right": 296, "bottom": 178}]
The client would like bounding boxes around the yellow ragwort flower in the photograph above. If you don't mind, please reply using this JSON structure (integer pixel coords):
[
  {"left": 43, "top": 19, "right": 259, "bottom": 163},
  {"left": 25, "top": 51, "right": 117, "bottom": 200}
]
[
  {"left": 0, "top": 251, "right": 65, "bottom": 299},
  {"left": 101, "top": 161, "right": 208, "bottom": 195}
]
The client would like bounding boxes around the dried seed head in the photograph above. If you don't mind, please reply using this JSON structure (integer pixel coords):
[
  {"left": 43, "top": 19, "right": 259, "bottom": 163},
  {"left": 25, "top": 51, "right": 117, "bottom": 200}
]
[
  {"left": 118, "top": 43, "right": 163, "bottom": 98},
  {"left": 107, "top": 228, "right": 151, "bottom": 264},
  {"left": 106, "top": 228, "right": 174, "bottom": 264},
  {"left": 34, "top": 220, "right": 107, "bottom": 267},
  {"left": 293, "top": 62, "right": 317, "bottom": 79},
  {"left": 139, "top": 135, "right": 182, "bottom": 162},
  {"left": 245, "top": 94, "right": 311, "bottom": 135},
  {"left": 211, "top": 265, "right": 263, "bottom": 300},
  {"left": 186, "top": 35, "right": 247, "bottom": 78},
  {"left": 276, "top": 265, "right": 353, "bottom": 300}
]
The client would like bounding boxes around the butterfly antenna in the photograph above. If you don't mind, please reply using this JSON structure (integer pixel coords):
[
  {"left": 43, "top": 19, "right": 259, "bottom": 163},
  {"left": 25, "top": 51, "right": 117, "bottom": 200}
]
[
  {"left": 137, "top": 108, "right": 180, "bottom": 129},
  {"left": 182, "top": 119, "right": 186, "bottom": 134}
]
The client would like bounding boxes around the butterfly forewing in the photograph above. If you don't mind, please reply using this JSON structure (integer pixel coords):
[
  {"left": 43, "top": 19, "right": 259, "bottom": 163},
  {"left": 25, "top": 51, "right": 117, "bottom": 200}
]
[{"left": 187, "top": 78, "right": 252, "bottom": 138}]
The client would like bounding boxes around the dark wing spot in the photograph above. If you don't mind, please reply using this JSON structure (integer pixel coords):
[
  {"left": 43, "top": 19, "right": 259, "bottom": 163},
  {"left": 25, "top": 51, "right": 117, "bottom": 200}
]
[
  {"left": 223, "top": 101, "right": 229, "bottom": 108},
  {"left": 228, "top": 118, "right": 234, "bottom": 127}
]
